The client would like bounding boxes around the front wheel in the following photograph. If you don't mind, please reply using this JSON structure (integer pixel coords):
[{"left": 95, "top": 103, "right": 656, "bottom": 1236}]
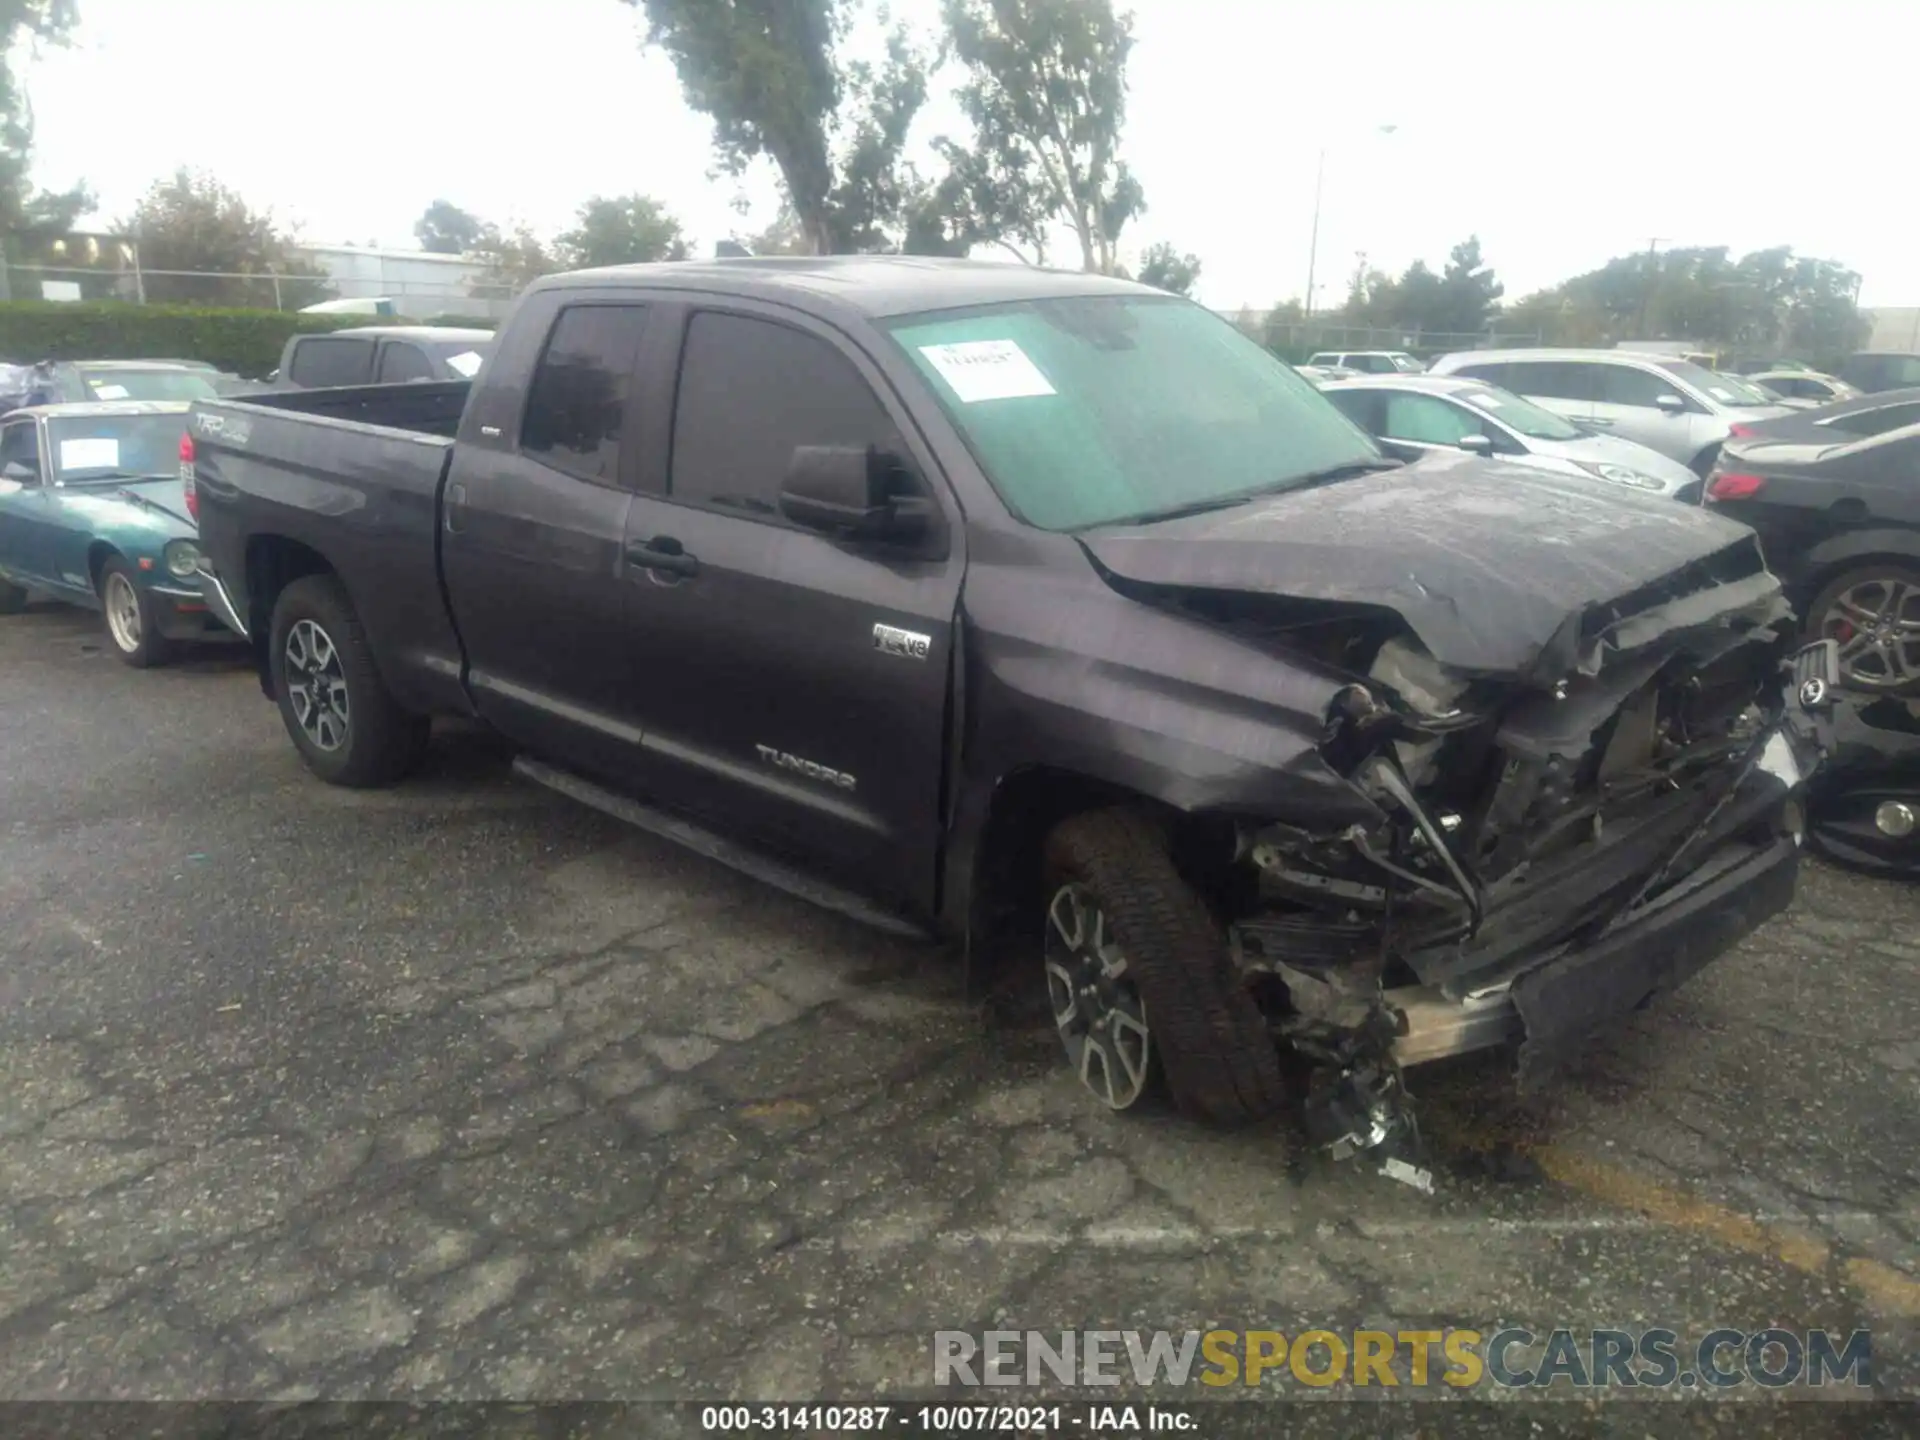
[
  {"left": 99, "top": 557, "right": 174, "bottom": 668},
  {"left": 268, "top": 574, "right": 428, "bottom": 787},
  {"left": 1042, "top": 808, "right": 1288, "bottom": 1126},
  {"left": 1808, "top": 562, "right": 1920, "bottom": 695}
]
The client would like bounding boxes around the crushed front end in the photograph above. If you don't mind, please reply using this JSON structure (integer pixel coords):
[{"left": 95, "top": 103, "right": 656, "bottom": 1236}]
[{"left": 1207, "top": 542, "right": 1836, "bottom": 1168}]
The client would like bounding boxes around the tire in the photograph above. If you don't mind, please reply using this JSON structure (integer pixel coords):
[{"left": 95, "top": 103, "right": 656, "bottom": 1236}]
[
  {"left": 267, "top": 573, "right": 429, "bottom": 787},
  {"left": 1042, "top": 807, "right": 1287, "bottom": 1127},
  {"left": 1805, "top": 562, "right": 1920, "bottom": 696},
  {"left": 0, "top": 578, "right": 26, "bottom": 614},
  {"left": 98, "top": 556, "right": 174, "bottom": 668}
]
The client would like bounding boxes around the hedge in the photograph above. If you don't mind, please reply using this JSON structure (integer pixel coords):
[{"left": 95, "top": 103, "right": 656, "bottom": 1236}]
[{"left": 0, "top": 302, "right": 491, "bottom": 378}]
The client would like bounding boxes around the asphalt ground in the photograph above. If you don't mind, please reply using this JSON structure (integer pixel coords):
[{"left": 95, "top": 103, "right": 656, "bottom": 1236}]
[{"left": 1, "top": 601, "right": 1916, "bottom": 1434}]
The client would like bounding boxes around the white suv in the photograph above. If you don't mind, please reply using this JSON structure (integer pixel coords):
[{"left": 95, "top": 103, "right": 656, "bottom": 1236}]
[
  {"left": 1427, "top": 348, "right": 1790, "bottom": 477},
  {"left": 1305, "top": 350, "right": 1424, "bottom": 375}
]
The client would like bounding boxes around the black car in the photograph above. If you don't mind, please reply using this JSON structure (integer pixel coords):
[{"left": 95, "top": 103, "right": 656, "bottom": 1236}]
[
  {"left": 1707, "top": 421, "right": 1920, "bottom": 693},
  {"left": 1730, "top": 385, "right": 1920, "bottom": 445},
  {"left": 182, "top": 256, "right": 1829, "bottom": 1158},
  {"left": 1807, "top": 693, "right": 1920, "bottom": 880}
]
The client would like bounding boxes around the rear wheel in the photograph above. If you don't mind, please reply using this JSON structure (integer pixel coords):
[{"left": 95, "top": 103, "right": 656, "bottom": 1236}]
[
  {"left": 268, "top": 574, "right": 429, "bottom": 787},
  {"left": 99, "top": 557, "right": 174, "bottom": 668},
  {"left": 1808, "top": 562, "right": 1920, "bottom": 694},
  {"left": 1042, "top": 808, "right": 1288, "bottom": 1126}
]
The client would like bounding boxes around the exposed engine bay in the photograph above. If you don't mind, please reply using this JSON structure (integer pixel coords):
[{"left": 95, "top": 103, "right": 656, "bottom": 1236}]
[{"left": 1137, "top": 538, "right": 1827, "bottom": 1183}]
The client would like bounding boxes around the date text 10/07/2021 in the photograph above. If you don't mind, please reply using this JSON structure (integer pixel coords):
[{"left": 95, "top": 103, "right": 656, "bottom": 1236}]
[{"left": 700, "top": 1405, "right": 1198, "bottom": 1433}]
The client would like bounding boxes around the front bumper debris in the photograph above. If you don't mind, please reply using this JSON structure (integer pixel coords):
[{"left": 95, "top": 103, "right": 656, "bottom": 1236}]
[{"left": 1296, "top": 639, "right": 1838, "bottom": 1176}]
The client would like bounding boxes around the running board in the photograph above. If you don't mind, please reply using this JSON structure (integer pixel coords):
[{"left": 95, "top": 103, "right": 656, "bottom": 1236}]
[{"left": 511, "top": 756, "right": 932, "bottom": 941}]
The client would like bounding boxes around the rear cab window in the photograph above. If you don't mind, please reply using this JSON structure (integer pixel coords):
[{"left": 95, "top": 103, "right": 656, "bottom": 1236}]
[
  {"left": 376, "top": 343, "right": 434, "bottom": 383},
  {"left": 518, "top": 304, "right": 651, "bottom": 486},
  {"left": 288, "top": 338, "right": 376, "bottom": 388}
]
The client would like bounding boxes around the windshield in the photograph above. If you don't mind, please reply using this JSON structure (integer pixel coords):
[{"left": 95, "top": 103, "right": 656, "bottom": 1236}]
[
  {"left": 1453, "top": 384, "right": 1584, "bottom": 440},
  {"left": 81, "top": 368, "right": 219, "bottom": 402},
  {"left": 48, "top": 413, "right": 189, "bottom": 483},
  {"left": 887, "top": 296, "right": 1379, "bottom": 530}
]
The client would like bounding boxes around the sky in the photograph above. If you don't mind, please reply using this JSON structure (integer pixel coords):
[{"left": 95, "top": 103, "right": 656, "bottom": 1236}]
[{"left": 19, "top": 0, "right": 1920, "bottom": 311}]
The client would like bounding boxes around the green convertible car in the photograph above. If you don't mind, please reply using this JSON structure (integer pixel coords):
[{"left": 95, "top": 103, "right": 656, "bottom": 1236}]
[{"left": 0, "top": 400, "right": 231, "bottom": 666}]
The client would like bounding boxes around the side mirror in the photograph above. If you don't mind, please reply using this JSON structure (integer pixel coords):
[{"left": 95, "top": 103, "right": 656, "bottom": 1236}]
[
  {"left": 1, "top": 460, "right": 36, "bottom": 483},
  {"left": 1456, "top": 433, "right": 1495, "bottom": 456},
  {"left": 779, "top": 444, "right": 932, "bottom": 543},
  {"left": 1654, "top": 392, "right": 1687, "bottom": 414}
]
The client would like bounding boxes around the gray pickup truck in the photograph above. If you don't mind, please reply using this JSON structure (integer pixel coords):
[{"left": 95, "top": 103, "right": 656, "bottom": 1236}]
[{"left": 183, "top": 256, "right": 1833, "bottom": 1162}]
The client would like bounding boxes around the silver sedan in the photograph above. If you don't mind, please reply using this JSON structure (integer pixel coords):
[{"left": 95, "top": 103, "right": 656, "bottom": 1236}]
[{"left": 1323, "top": 373, "right": 1704, "bottom": 500}]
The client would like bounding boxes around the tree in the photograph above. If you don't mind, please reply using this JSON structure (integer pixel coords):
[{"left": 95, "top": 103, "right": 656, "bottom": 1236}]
[
  {"left": 556, "top": 194, "right": 689, "bottom": 267},
  {"left": 0, "top": 0, "right": 88, "bottom": 242},
  {"left": 1504, "top": 244, "right": 1869, "bottom": 358},
  {"left": 467, "top": 223, "right": 562, "bottom": 300},
  {"left": 732, "top": 206, "right": 813, "bottom": 256},
  {"left": 1135, "top": 241, "right": 1199, "bottom": 296},
  {"left": 118, "top": 169, "right": 332, "bottom": 307},
  {"left": 413, "top": 200, "right": 484, "bottom": 255},
  {"left": 937, "top": 0, "right": 1143, "bottom": 273},
  {"left": 1432, "top": 235, "right": 1503, "bottom": 336},
  {"left": 627, "top": 0, "right": 929, "bottom": 255}
]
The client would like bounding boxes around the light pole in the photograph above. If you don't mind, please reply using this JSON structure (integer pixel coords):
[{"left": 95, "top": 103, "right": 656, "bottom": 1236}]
[{"left": 1303, "top": 124, "right": 1397, "bottom": 318}]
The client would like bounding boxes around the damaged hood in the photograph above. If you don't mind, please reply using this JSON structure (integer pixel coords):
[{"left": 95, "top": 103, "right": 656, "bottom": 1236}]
[{"left": 1079, "top": 450, "right": 1777, "bottom": 676}]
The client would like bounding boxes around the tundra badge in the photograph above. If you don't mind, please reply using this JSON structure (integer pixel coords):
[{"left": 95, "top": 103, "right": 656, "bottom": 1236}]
[
  {"left": 755, "top": 745, "right": 857, "bottom": 791},
  {"left": 872, "top": 623, "right": 932, "bottom": 660}
]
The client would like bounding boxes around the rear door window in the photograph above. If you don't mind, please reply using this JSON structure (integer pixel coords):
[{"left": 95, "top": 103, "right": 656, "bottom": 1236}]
[
  {"left": 1380, "top": 392, "right": 1484, "bottom": 445},
  {"left": 376, "top": 342, "right": 434, "bottom": 383},
  {"left": 518, "top": 304, "right": 652, "bottom": 486},
  {"left": 288, "top": 338, "right": 375, "bottom": 388},
  {"left": 1491, "top": 362, "right": 1596, "bottom": 402},
  {"left": 1324, "top": 388, "right": 1385, "bottom": 433}
]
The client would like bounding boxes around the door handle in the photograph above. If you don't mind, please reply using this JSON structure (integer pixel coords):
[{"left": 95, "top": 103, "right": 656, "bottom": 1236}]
[
  {"left": 624, "top": 536, "right": 699, "bottom": 578},
  {"left": 445, "top": 481, "right": 467, "bottom": 533}
]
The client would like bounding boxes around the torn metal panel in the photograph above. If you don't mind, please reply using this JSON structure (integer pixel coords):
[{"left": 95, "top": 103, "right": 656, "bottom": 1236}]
[{"left": 1077, "top": 450, "right": 1778, "bottom": 676}]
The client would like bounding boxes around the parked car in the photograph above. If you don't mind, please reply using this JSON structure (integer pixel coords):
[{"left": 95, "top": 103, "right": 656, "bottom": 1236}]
[
  {"left": 186, "top": 257, "right": 1830, "bottom": 1160},
  {"left": 1806, "top": 693, "right": 1920, "bottom": 880},
  {"left": 1705, "top": 421, "right": 1920, "bottom": 693},
  {"left": 1293, "top": 363, "right": 1359, "bottom": 386},
  {"left": 1728, "top": 386, "right": 1920, "bottom": 445},
  {"left": 9, "top": 359, "right": 223, "bottom": 405},
  {"left": 1427, "top": 347, "right": 1791, "bottom": 477},
  {"left": 1835, "top": 352, "right": 1920, "bottom": 394},
  {"left": 271, "top": 326, "right": 494, "bottom": 389},
  {"left": 1322, "top": 374, "right": 1700, "bottom": 500},
  {"left": 0, "top": 400, "right": 224, "bottom": 665},
  {"left": 1306, "top": 349, "right": 1424, "bottom": 374},
  {"left": 1747, "top": 369, "right": 1861, "bottom": 408}
]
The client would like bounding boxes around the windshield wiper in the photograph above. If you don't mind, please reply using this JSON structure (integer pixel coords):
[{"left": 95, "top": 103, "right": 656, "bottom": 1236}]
[
  {"left": 1274, "top": 457, "right": 1404, "bottom": 493},
  {"left": 1110, "top": 492, "right": 1266, "bottom": 526}
]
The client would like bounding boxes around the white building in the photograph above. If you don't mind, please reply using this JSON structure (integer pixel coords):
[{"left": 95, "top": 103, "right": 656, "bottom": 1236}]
[{"left": 292, "top": 244, "right": 508, "bottom": 319}]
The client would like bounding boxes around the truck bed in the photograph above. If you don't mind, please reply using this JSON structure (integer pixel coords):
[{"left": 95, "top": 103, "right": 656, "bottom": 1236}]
[
  {"left": 229, "top": 380, "right": 470, "bottom": 437},
  {"left": 187, "top": 382, "right": 472, "bottom": 716}
]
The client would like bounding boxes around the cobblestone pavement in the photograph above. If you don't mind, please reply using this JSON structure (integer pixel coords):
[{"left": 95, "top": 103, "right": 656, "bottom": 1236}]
[{"left": 2, "top": 604, "right": 1916, "bottom": 1420}]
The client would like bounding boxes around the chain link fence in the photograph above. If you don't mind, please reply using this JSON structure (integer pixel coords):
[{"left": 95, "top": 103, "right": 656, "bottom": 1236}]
[
  {"left": 1216, "top": 310, "right": 1542, "bottom": 361},
  {"left": 0, "top": 257, "right": 509, "bottom": 322}
]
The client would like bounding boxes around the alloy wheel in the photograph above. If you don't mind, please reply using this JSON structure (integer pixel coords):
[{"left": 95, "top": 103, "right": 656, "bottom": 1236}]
[
  {"left": 284, "top": 618, "right": 351, "bottom": 751},
  {"left": 1822, "top": 578, "right": 1920, "bottom": 690},
  {"left": 1044, "top": 882, "right": 1153, "bottom": 1110},
  {"left": 103, "top": 572, "right": 142, "bottom": 655}
]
